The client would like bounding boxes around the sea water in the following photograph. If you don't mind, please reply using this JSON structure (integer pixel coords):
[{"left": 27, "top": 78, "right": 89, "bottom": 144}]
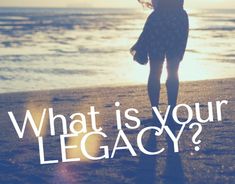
[{"left": 0, "top": 8, "right": 234, "bottom": 93}]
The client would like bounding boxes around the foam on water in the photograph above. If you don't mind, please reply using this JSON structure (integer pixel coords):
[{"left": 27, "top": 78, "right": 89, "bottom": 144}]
[{"left": 0, "top": 8, "right": 234, "bottom": 93}]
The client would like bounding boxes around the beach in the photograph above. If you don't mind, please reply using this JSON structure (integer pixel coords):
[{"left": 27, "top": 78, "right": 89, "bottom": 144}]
[
  {"left": 0, "top": 78, "right": 235, "bottom": 184},
  {"left": 0, "top": 5, "right": 235, "bottom": 184}
]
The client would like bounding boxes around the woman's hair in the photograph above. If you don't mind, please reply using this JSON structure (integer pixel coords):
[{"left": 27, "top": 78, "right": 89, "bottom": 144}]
[
  {"left": 138, "top": 0, "right": 183, "bottom": 9},
  {"left": 137, "top": 0, "right": 154, "bottom": 9}
]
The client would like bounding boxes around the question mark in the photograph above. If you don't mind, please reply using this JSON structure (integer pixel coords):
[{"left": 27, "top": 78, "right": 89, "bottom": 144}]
[{"left": 189, "top": 122, "right": 202, "bottom": 151}]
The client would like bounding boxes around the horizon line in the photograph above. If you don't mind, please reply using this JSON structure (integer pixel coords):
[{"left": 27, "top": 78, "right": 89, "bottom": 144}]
[{"left": 0, "top": 6, "right": 235, "bottom": 10}]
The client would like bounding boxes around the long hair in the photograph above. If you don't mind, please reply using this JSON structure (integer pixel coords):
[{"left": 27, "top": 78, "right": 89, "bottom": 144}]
[
  {"left": 137, "top": 0, "right": 153, "bottom": 9},
  {"left": 138, "top": 0, "right": 182, "bottom": 9}
]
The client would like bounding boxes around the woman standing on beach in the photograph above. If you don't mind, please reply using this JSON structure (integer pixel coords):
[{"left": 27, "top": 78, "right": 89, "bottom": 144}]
[{"left": 132, "top": 0, "right": 189, "bottom": 125}]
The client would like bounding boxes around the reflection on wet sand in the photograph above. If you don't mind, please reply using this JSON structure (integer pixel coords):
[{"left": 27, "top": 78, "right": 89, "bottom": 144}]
[
  {"left": 19, "top": 95, "right": 188, "bottom": 183},
  {"left": 66, "top": 101, "right": 104, "bottom": 162},
  {"left": 25, "top": 96, "right": 51, "bottom": 138},
  {"left": 163, "top": 130, "right": 186, "bottom": 184},
  {"left": 135, "top": 128, "right": 157, "bottom": 184},
  {"left": 53, "top": 120, "right": 187, "bottom": 183},
  {"left": 67, "top": 126, "right": 102, "bottom": 162},
  {"left": 53, "top": 103, "right": 105, "bottom": 183},
  {"left": 1, "top": 79, "right": 234, "bottom": 183},
  {"left": 25, "top": 95, "right": 105, "bottom": 163},
  {"left": 54, "top": 163, "right": 79, "bottom": 184},
  {"left": 136, "top": 119, "right": 186, "bottom": 184}
]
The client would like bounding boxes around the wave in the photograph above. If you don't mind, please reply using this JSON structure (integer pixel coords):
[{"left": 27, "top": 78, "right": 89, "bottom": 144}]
[
  {"left": 192, "top": 27, "right": 235, "bottom": 31},
  {"left": 0, "top": 55, "right": 59, "bottom": 62},
  {"left": 0, "top": 75, "right": 13, "bottom": 81},
  {"left": 0, "top": 67, "right": 96, "bottom": 76},
  {"left": 186, "top": 49, "right": 200, "bottom": 53},
  {"left": 0, "top": 8, "right": 143, "bottom": 37},
  {"left": 0, "top": 8, "right": 234, "bottom": 94}
]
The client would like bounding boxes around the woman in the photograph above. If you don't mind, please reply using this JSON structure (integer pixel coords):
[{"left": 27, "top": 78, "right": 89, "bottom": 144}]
[{"left": 132, "top": 0, "right": 189, "bottom": 126}]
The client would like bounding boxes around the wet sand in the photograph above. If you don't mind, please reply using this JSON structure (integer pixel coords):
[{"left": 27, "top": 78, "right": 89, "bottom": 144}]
[{"left": 0, "top": 78, "right": 235, "bottom": 184}]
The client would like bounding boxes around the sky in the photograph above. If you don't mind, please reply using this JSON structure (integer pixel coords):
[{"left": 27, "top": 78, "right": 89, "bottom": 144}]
[{"left": 0, "top": 0, "right": 234, "bottom": 9}]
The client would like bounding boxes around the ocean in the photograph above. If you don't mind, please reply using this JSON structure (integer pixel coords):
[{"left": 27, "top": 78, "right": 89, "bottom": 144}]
[{"left": 0, "top": 8, "right": 234, "bottom": 93}]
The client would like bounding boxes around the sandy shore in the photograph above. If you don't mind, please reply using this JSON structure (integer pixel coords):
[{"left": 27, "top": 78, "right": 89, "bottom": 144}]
[{"left": 0, "top": 78, "right": 235, "bottom": 184}]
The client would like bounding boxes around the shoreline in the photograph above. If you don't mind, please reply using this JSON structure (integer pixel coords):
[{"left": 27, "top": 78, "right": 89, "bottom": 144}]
[{"left": 1, "top": 77, "right": 235, "bottom": 96}]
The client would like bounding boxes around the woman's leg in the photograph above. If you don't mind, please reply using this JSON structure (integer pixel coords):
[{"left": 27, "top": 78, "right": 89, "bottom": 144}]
[
  {"left": 166, "top": 61, "right": 180, "bottom": 109},
  {"left": 148, "top": 60, "right": 163, "bottom": 110}
]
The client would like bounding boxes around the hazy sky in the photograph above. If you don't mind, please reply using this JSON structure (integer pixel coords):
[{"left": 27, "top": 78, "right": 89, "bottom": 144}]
[{"left": 0, "top": 0, "right": 234, "bottom": 9}]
